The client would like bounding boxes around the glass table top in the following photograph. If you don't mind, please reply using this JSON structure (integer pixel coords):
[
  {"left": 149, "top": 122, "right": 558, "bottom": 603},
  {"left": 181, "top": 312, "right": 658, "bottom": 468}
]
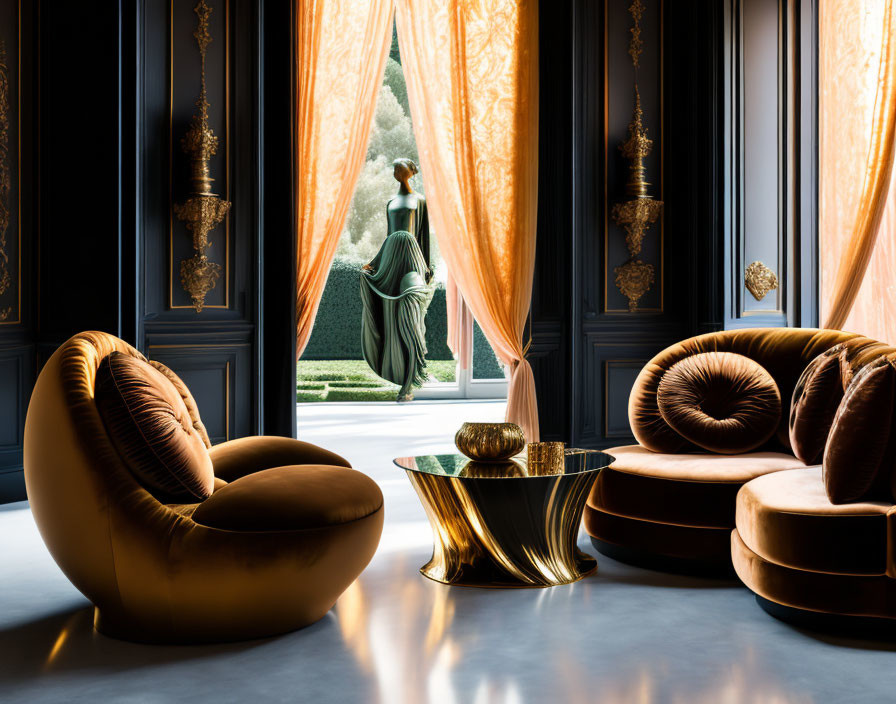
[{"left": 393, "top": 450, "right": 614, "bottom": 479}]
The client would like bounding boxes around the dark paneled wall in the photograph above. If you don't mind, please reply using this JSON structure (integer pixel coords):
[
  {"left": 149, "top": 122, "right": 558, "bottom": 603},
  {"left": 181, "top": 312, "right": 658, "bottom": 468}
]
[
  {"left": 0, "top": 0, "right": 32, "bottom": 500},
  {"left": 0, "top": 0, "right": 294, "bottom": 502},
  {"left": 141, "top": 0, "right": 260, "bottom": 447},
  {"left": 534, "top": 0, "right": 817, "bottom": 448}
]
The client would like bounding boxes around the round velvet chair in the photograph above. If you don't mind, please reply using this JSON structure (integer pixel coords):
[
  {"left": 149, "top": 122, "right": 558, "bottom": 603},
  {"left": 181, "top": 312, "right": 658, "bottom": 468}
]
[
  {"left": 24, "top": 331, "right": 384, "bottom": 643},
  {"left": 585, "top": 327, "right": 885, "bottom": 574}
]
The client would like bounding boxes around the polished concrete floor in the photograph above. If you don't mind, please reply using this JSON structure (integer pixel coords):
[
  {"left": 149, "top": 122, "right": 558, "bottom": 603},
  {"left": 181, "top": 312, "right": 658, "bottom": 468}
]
[{"left": 2, "top": 400, "right": 896, "bottom": 703}]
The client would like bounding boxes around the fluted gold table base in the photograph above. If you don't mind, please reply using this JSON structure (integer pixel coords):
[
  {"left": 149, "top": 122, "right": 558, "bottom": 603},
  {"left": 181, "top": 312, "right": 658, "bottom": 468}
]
[{"left": 405, "top": 469, "right": 599, "bottom": 588}]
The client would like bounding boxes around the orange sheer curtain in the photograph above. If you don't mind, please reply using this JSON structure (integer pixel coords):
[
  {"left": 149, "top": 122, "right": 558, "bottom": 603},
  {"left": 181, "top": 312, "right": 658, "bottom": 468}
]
[
  {"left": 820, "top": 0, "right": 896, "bottom": 340},
  {"left": 445, "top": 273, "right": 472, "bottom": 370},
  {"left": 295, "top": 0, "right": 394, "bottom": 358},
  {"left": 395, "top": 0, "right": 540, "bottom": 440}
]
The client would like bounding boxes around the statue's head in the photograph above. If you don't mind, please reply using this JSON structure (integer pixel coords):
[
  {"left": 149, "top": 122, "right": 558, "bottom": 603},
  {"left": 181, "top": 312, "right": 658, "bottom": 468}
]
[{"left": 392, "top": 158, "right": 418, "bottom": 182}]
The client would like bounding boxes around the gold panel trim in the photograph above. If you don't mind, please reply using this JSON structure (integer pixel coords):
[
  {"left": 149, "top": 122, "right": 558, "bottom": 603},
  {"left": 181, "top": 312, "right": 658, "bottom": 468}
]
[
  {"left": 0, "top": 0, "right": 21, "bottom": 325},
  {"left": 168, "top": 0, "right": 231, "bottom": 310}
]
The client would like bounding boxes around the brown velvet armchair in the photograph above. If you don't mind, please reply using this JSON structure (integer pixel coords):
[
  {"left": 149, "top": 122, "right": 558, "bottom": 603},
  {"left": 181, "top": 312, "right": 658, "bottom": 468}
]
[
  {"left": 585, "top": 328, "right": 884, "bottom": 573},
  {"left": 24, "top": 332, "right": 384, "bottom": 643}
]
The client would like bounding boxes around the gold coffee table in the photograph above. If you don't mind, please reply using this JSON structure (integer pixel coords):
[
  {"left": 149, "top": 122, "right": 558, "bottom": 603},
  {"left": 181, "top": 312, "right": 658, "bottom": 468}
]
[{"left": 394, "top": 450, "right": 613, "bottom": 588}]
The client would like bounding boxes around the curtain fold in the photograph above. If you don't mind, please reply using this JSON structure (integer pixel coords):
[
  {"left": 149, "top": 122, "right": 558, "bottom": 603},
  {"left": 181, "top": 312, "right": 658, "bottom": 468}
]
[
  {"left": 821, "top": 0, "right": 896, "bottom": 335},
  {"left": 295, "top": 0, "right": 394, "bottom": 358},
  {"left": 445, "top": 273, "right": 472, "bottom": 370},
  {"left": 395, "top": 0, "right": 540, "bottom": 440}
]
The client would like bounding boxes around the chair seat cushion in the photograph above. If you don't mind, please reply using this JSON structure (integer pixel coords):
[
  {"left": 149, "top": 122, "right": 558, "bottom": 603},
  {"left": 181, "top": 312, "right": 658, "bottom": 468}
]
[
  {"left": 94, "top": 351, "right": 214, "bottom": 502},
  {"left": 588, "top": 445, "right": 806, "bottom": 529},
  {"left": 192, "top": 465, "right": 383, "bottom": 532},
  {"left": 736, "top": 467, "right": 892, "bottom": 575},
  {"left": 656, "top": 351, "right": 781, "bottom": 454}
]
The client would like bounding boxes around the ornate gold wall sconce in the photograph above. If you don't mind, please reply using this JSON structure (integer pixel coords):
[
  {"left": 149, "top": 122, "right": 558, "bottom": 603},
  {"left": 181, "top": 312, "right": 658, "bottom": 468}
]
[
  {"left": 744, "top": 261, "right": 778, "bottom": 301},
  {"left": 174, "top": 0, "right": 231, "bottom": 313},
  {"left": 611, "top": 0, "right": 663, "bottom": 312}
]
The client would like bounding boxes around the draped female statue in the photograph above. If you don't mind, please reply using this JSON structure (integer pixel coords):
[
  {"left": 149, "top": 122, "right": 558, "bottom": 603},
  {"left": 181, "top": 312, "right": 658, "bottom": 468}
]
[{"left": 360, "top": 159, "right": 434, "bottom": 402}]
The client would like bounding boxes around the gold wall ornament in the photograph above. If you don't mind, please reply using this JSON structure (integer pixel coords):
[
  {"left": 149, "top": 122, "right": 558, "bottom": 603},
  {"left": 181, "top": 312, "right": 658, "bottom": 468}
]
[
  {"left": 454, "top": 422, "right": 526, "bottom": 461},
  {"left": 174, "top": 0, "right": 231, "bottom": 313},
  {"left": 744, "top": 261, "right": 778, "bottom": 301},
  {"left": 610, "top": 2, "right": 663, "bottom": 313},
  {"left": 627, "top": 0, "right": 646, "bottom": 68},
  {"left": 614, "top": 258, "right": 655, "bottom": 312},
  {"left": 0, "top": 40, "right": 11, "bottom": 321}
]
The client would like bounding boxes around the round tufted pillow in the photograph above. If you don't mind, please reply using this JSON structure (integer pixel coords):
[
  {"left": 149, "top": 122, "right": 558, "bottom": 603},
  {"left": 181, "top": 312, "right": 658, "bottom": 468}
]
[
  {"left": 657, "top": 351, "right": 782, "bottom": 454},
  {"left": 823, "top": 358, "right": 896, "bottom": 504},
  {"left": 789, "top": 344, "right": 849, "bottom": 465},
  {"left": 94, "top": 351, "right": 215, "bottom": 502},
  {"left": 192, "top": 465, "right": 384, "bottom": 532}
]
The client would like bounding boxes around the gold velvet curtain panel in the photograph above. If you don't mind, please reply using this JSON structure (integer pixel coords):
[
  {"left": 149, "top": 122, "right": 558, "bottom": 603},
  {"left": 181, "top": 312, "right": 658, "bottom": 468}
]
[
  {"left": 394, "top": 0, "right": 540, "bottom": 440},
  {"left": 820, "top": 0, "right": 896, "bottom": 341},
  {"left": 294, "top": 0, "right": 394, "bottom": 358}
]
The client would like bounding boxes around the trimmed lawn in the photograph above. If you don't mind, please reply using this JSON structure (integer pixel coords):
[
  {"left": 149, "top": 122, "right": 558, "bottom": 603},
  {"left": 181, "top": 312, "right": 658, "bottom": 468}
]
[{"left": 297, "top": 359, "right": 456, "bottom": 402}]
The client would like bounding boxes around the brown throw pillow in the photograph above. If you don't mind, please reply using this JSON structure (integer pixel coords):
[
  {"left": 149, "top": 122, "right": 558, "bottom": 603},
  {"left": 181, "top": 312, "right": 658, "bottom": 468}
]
[
  {"left": 657, "top": 351, "right": 781, "bottom": 454},
  {"left": 95, "top": 351, "right": 215, "bottom": 502},
  {"left": 789, "top": 344, "right": 848, "bottom": 465},
  {"left": 823, "top": 358, "right": 896, "bottom": 504}
]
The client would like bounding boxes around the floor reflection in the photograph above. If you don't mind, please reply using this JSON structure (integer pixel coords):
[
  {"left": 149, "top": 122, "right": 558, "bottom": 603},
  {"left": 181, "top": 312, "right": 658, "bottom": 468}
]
[
  {"left": 331, "top": 530, "right": 819, "bottom": 704},
  {"left": 3, "top": 402, "right": 896, "bottom": 702}
]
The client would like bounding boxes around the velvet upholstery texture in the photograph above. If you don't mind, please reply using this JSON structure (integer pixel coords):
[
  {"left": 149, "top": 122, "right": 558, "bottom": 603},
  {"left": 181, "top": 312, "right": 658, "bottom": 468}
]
[
  {"left": 587, "top": 329, "right": 877, "bottom": 571},
  {"left": 630, "top": 328, "right": 865, "bottom": 454},
  {"left": 23, "top": 332, "right": 384, "bottom": 644},
  {"left": 789, "top": 339, "right": 893, "bottom": 465},
  {"left": 824, "top": 358, "right": 896, "bottom": 503},
  {"left": 788, "top": 344, "right": 848, "bottom": 465},
  {"left": 589, "top": 446, "right": 806, "bottom": 529},
  {"left": 208, "top": 435, "right": 351, "bottom": 483},
  {"left": 736, "top": 468, "right": 891, "bottom": 575},
  {"left": 732, "top": 529, "right": 896, "bottom": 619},
  {"left": 657, "top": 352, "right": 781, "bottom": 454},
  {"left": 94, "top": 351, "right": 215, "bottom": 502},
  {"left": 193, "top": 465, "right": 383, "bottom": 532}
]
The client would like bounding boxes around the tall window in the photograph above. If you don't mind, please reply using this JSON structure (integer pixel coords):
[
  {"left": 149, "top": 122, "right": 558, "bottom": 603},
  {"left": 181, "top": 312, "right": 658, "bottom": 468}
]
[{"left": 297, "top": 25, "right": 507, "bottom": 402}]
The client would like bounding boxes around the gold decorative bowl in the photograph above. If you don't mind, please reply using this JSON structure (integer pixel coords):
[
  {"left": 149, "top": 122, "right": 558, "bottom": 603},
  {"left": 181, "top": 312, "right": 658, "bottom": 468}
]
[{"left": 455, "top": 422, "right": 526, "bottom": 462}]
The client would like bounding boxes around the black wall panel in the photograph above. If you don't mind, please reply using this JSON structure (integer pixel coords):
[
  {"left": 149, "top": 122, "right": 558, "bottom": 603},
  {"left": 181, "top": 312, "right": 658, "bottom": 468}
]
[
  {"left": 0, "top": 0, "right": 34, "bottom": 501},
  {"left": 533, "top": 0, "right": 817, "bottom": 448},
  {"left": 0, "top": 0, "right": 294, "bottom": 503}
]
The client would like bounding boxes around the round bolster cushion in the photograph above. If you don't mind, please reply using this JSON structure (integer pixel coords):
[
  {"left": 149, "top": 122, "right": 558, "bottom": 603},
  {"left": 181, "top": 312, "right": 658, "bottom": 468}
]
[
  {"left": 192, "top": 465, "right": 384, "bottom": 532},
  {"left": 823, "top": 358, "right": 896, "bottom": 504},
  {"left": 656, "top": 351, "right": 781, "bottom": 455}
]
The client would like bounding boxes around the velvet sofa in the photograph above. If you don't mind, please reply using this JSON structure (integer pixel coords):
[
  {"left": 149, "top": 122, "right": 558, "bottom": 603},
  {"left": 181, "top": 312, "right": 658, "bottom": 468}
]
[
  {"left": 585, "top": 328, "right": 886, "bottom": 573},
  {"left": 24, "top": 331, "right": 384, "bottom": 643},
  {"left": 733, "top": 340, "right": 896, "bottom": 624}
]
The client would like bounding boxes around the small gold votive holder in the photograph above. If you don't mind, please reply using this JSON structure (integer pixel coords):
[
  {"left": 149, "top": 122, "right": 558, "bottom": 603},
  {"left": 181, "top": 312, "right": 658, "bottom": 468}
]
[{"left": 526, "top": 441, "right": 566, "bottom": 475}]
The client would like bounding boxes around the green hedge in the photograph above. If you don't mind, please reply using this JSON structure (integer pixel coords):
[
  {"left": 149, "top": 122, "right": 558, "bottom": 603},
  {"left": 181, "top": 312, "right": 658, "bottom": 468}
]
[
  {"left": 302, "top": 257, "right": 505, "bottom": 380},
  {"left": 302, "top": 258, "right": 452, "bottom": 361}
]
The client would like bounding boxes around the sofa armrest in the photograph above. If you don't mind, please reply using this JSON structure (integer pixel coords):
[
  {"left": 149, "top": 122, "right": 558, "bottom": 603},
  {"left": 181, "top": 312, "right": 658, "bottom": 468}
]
[{"left": 208, "top": 436, "right": 351, "bottom": 483}]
